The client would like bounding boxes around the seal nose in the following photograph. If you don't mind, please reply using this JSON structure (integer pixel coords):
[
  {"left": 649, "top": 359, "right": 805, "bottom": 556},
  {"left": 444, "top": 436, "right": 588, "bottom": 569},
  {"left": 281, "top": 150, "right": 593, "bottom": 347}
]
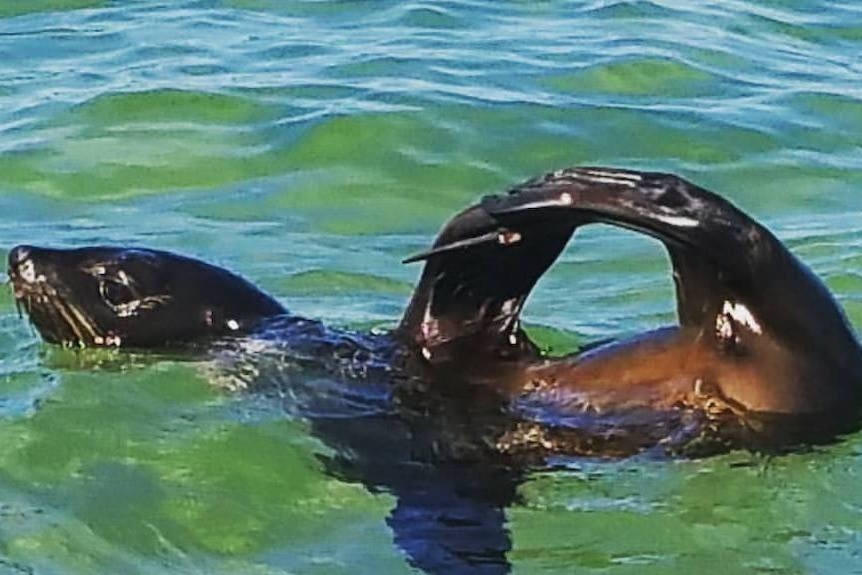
[
  {"left": 9, "top": 245, "right": 32, "bottom": 266},
  {"left": 7, "top": 245, "right": 35, "bottom": 280}
]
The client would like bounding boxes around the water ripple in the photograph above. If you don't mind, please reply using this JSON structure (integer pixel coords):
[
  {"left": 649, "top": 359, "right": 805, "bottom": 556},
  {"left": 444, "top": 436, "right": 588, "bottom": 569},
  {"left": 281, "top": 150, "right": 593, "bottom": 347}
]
[{"left": 0, "top": 1, "right": 861, "bottom": 573}]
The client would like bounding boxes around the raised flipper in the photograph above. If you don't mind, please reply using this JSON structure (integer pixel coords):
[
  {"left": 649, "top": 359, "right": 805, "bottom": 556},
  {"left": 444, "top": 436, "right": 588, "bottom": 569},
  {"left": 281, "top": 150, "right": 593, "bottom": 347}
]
[
  {"left": 481, "top": 167, "right": 862, "bottom": 414},
  {"left": 398, "top": 204, "right": 576, "bottom": 363}
]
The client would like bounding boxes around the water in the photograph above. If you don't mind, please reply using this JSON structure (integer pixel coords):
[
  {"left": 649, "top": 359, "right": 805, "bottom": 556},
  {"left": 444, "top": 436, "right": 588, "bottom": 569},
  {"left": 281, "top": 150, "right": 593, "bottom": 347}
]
[{"left": 1, "top": 0, "right": 861, "bottom": 573}]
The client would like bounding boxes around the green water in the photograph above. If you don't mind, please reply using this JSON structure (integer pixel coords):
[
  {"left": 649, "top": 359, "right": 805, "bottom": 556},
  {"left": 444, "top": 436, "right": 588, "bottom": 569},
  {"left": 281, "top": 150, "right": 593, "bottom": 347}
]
[{"left": 1, "top": 1, "right": 862, "bottom": 573}]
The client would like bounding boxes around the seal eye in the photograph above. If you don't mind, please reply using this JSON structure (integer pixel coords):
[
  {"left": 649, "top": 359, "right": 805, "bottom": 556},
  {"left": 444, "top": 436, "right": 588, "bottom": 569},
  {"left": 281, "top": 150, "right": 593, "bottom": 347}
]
[{"left": 100, "top": 279, "right": 135, "bottom": 307}]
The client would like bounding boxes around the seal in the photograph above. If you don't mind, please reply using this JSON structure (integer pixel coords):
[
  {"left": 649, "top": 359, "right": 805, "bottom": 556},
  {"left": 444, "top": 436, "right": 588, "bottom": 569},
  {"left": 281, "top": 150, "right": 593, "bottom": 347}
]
[
  {"left": 403, "top": 167, "right": 862, "bottom": 453},
  {"left": 11, "top": 169, "right": 860, "bottom": 574},
  {"left": 9, "top": 167, "right": 862, "bottom": 455},
  {"left": 7, "top": 245, "right": 286, "bottom": 347}
]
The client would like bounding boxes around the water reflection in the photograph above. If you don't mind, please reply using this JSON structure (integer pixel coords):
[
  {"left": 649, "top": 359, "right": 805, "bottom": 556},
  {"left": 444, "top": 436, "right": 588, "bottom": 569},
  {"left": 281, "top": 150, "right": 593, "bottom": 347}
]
[
  {"left": 220, "top": 331, "right": 525, "bottom": 574},
  {"left": 309, "top": 373, "right": 535, "bottom": 575}
]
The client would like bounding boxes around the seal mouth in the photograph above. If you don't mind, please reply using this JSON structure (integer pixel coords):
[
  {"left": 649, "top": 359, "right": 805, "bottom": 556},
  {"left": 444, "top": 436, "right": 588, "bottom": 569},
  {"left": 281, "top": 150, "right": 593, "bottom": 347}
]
[{"left": 8, "top": 265, "right": 104, "bottom": 348}]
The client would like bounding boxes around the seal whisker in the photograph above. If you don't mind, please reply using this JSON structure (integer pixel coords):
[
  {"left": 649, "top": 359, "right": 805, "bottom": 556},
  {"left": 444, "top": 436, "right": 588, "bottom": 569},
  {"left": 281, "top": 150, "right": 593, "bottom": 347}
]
[
  {"left": 63, "top": 299, "right": 102, "bottom": 342},
  {"left": 41, "top": 295, "right": 69, "bottom": 344},
  {"left": 21, "top": 294, "right": 34, "bottom": 323},
  {"left": 47, "top": 294, "right": 87, "bottom": 346}
]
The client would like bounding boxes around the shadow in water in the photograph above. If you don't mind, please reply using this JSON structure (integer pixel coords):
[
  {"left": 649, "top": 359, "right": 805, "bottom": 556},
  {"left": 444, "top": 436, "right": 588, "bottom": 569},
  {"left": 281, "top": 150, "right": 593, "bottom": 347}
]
[
  {"left": 310, "top": 378, "right": 529, "bottom": 575},
  {"left": 215, "top": 326, "right": 530, "bottom": 573}
]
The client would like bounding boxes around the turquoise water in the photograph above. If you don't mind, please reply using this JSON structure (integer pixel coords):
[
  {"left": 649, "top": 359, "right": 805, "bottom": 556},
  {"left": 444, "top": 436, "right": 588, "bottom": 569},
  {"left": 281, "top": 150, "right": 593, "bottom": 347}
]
[{"left": 1, "top": 1, "right": 862, "bottom": 573}]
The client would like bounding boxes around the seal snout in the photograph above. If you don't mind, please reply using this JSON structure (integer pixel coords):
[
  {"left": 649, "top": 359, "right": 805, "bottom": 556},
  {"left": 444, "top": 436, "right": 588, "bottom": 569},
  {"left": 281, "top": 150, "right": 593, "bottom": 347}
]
[
  {"left": 7, "top": 245, "right": 40, "bottom": 297},
  {"left": 8, "top": 244, "right": 32, "bottom": 269}
]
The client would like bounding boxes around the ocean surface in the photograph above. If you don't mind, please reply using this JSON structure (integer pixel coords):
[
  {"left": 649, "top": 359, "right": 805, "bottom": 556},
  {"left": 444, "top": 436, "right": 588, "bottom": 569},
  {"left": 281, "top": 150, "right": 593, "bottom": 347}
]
[{"left": 1, "top": 1, "right": 862, "bottom": 573}]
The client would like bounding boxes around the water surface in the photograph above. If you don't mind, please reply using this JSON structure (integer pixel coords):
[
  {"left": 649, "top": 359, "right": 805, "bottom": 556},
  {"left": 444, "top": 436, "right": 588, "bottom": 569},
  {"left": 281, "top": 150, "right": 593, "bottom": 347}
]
[{"left": 1, "top": 1, "right": 862, "bottom": 573}]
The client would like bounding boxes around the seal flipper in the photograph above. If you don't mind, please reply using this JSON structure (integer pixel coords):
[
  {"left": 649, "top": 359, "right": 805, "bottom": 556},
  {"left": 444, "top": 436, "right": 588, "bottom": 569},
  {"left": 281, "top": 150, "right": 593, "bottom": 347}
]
[
  {"left": 398, "top": 204, "right": 575, "bottom": 363},
  {"left": 483, "top": 167, "right": 862, "bottom": 415}
]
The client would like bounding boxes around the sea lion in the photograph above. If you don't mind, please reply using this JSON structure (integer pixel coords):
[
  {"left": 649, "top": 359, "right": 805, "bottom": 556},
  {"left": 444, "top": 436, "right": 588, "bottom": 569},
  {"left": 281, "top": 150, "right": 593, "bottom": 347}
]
[
  {"left": 402, "top": 167, "right": 862, "bottom": 453},
  {"left": 7, "top": 245, "right": 285, "bottom": 347},
  {"left": 9, "top": 167, "right": 862, "bottom": 454},
  {"left": 10, "top": 169, "right": 861, "bottom": 575}
]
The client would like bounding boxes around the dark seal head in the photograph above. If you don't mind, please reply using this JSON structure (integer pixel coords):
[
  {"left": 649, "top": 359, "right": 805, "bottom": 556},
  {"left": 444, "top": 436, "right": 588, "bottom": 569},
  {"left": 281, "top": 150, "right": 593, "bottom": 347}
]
[{"left": 8, "top": 245, "right": 286, "bottom": 348}]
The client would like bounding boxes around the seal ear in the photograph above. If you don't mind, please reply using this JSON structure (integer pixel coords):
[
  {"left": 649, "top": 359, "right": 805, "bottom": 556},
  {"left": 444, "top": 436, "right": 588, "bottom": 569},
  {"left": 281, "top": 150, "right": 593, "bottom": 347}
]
[
  {"left": 482, "top": 167, "right": 860, "bottom": 366},
  {"left": 397, "top": 204, "right": 575, "bottom": 362}
]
